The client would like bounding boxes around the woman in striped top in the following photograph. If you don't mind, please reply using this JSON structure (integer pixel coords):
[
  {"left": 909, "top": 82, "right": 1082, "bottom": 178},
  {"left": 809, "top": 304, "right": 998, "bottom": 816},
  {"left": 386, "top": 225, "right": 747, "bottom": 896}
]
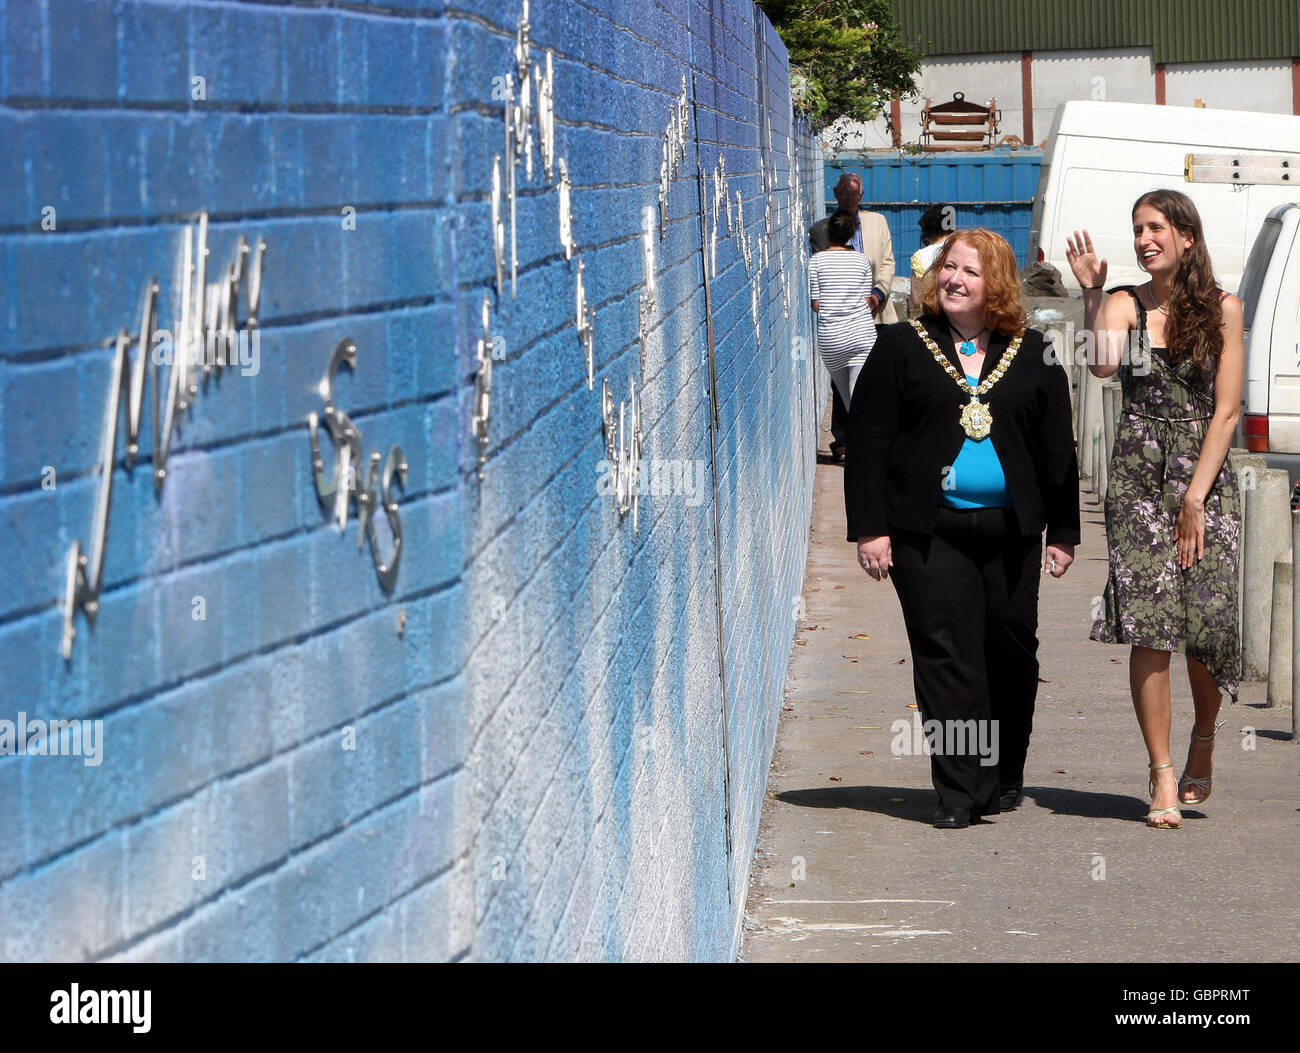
[{"left": 809, "top": 210, "right": 878, "bottom": 449}]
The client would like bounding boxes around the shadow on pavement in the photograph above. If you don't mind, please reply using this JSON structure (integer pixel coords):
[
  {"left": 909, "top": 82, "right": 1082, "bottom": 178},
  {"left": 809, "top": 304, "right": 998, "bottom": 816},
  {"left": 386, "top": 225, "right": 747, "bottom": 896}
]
[
  {"left": 776, "top": 785, "right": 935, "bottom": 824},
  {"left": 1024, "top": 786, "right": 1182, "bottom": 822},
  {"left": 776, "top": 784, "right": 1185, "bottom": 825}
]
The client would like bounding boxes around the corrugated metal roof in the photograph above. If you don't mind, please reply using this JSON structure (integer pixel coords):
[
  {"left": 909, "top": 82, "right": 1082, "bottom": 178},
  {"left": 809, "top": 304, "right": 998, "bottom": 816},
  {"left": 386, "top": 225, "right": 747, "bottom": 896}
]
[{"left": 894, "top": 0, "right": 1300, "bottom": 63}]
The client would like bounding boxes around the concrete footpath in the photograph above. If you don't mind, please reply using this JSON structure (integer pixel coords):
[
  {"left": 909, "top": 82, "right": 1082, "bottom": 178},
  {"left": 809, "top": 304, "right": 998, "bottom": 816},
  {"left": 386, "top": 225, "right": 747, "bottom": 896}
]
[{"left": 740, "top": 430, "right": 1300, "bottom": 963}]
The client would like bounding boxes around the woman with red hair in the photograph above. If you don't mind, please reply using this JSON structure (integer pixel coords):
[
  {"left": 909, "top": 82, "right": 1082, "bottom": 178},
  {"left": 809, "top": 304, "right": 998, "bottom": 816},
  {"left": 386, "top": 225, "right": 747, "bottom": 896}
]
[{"left": 846, "top": 229, "right": 1080, "bottom": 828}]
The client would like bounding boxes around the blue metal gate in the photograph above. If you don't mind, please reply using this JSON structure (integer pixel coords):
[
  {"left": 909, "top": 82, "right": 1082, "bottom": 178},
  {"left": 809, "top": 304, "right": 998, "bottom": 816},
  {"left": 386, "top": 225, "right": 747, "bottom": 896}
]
[{"left": 825, "top": 149, "right": 1042, "bottom": 266}]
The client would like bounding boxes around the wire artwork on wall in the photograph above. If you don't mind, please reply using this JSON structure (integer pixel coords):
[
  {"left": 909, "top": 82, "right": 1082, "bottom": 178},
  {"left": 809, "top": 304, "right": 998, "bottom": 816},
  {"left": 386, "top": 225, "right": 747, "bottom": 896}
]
[{"left": 60, "top": 213, "right": 265, "bottom": 658}]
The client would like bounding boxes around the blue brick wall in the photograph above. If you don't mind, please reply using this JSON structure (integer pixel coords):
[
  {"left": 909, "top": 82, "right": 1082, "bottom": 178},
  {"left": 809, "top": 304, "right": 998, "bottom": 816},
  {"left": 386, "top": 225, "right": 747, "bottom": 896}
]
[{"left": 0, "top": 0, "right": 820, "bottom": 961}]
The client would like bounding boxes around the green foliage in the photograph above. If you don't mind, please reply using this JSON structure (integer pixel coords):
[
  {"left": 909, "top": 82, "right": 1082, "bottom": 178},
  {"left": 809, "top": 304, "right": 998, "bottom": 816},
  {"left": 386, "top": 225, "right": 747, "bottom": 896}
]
[{"left": 758, "top": 0, "right": 921, "bottom": 132}]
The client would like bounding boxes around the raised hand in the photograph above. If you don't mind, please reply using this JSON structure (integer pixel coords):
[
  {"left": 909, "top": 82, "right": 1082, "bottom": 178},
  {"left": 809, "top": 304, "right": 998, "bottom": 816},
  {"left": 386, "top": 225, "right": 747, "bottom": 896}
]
[{"left": 1065, "top": 229, "right": 1107, "bottom": 290}]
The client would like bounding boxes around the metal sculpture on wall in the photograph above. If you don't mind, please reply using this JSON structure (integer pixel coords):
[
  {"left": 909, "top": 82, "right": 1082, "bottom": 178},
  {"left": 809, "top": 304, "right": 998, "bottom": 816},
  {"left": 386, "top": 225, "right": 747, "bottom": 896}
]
[
  {"left": 692, "top": 119, "right": 814, "bottom": 374},
  {"left": 307, "top": 338, "right": 409, "bottom": 592},
  {"left": 501, "top": 0, "right": 556, "bottom": 299},
  {"left": 779, "top": 235, "right": 791, "bottom": 321},
  {"left": 503, "top": 71, "right": 521, "bottom": 295},
  {"left": 535, "top": 48, "right": 556, "bottom": 182},
  {"left": 557, "top": 158, "right": 575, "bottom": 260},
  {"left": 657, "top": 76, "right": 689, "bottom": 239},
  {"left": 735, "top": 190, "right": 753, "bottom": 274},
  {"left": 491, "top": 155, "right": 506, "bottom": 296},
  {"left": 734, "top": 180, "right": 762, "bottom": 352},
  {"left": 637, "top": 205, "right": 657, "bottom": 380},
  {"left": 574, "top": 258, "right": 595, "bottom": 390},
  {"left": 475, "top": 9, "right": 815, "bottom": 547},
  {"left": 761, "top": 154, "right": 774, "bottom": 244},
  {"left": 706, "top": 156, "right": 729, "bottom": 280},
  {"left": 471, "top": 292, "right": 495, "bottom": 477},
  {"left": 60, "top": 212, "right": 266, "bottom": 658},
  {"left": 510, "top": 52, "right": 531, "bottom": 178},
  {"left": 475, "top": 0, "right": 563, "bottom": 475},
  {"left": 600, "top": 376, "right": 642, "bottom": 534}
]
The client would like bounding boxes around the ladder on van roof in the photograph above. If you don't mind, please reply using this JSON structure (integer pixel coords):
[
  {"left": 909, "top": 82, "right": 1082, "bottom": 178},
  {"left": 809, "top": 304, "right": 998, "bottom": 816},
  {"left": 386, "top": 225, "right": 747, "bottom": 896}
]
[{"left": 1184, "top": 153, "right": 1298, "bottom": 185}]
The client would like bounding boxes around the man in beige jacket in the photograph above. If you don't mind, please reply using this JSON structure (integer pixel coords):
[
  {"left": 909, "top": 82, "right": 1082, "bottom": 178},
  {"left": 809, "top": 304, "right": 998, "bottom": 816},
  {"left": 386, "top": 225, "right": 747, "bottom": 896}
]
[{"left": 809, "top": 172, "right": 898, "bottom": 461}]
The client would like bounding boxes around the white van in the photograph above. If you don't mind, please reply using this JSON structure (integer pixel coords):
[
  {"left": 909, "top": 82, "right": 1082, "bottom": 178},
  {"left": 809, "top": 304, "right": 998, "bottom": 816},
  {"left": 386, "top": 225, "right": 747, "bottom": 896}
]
[
  {"left": 1239, "top": 202, "right": 1300, "bottom": 479},
  {"left": 1028, "top": 101, "right": 1300, "bottom": 292}
]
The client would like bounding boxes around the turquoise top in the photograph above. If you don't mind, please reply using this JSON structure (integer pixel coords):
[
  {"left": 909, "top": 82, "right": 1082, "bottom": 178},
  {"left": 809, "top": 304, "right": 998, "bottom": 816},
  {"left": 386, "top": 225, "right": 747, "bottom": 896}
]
[{"left": 941, "top": 374, "right": 1012, "bottom": 510}]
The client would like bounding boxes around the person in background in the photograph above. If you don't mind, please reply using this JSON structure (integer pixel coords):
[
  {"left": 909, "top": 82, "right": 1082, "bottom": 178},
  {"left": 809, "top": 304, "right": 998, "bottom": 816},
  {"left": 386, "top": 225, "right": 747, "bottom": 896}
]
[
  {"left": 847, "top": 228, "right": 1079, "bottom": 829},
  {"left": 1070, "top": 189, "right": 1244, "bottom": 830},
  {"left": 810, "top": 171, "right": 897, "bottom": 463},
  {"left": 809, "top": 210, "right": 878, "bottom": 430},
  {"left": 910, "top": 204, "right": 955, "bottom": 309}
]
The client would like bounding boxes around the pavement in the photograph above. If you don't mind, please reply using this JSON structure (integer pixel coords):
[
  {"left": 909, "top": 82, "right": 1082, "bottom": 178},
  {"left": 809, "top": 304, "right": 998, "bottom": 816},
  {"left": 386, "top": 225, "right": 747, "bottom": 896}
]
[{"left": 739, "top": 405, "right": 1300, "bottom": 963}]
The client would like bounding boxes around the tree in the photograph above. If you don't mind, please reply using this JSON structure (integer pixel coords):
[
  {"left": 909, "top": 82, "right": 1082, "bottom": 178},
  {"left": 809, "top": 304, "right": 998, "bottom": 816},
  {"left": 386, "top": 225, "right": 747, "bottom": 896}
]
[{"left": 758, "top": 0, "right": 920, "bottom": 135}]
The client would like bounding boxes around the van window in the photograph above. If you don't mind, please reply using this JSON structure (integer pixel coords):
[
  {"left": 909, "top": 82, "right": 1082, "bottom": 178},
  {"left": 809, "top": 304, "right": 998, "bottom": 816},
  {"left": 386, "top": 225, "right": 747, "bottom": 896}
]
[{"left": 1240, "top": 217, "right": 1282, "bottom": 329}]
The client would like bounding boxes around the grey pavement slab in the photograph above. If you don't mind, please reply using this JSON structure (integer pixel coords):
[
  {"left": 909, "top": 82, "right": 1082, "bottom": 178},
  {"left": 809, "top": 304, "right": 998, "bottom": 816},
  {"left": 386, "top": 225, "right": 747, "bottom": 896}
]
[{"left": 740, "top": 415, "right": 1300, "bottom": 963}]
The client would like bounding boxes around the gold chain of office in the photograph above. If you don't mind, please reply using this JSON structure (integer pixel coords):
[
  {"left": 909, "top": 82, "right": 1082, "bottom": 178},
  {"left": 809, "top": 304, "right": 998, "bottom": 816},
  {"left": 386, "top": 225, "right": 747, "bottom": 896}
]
[{"left": 909, "top": 319, "right": 1025, "bottom": 440}]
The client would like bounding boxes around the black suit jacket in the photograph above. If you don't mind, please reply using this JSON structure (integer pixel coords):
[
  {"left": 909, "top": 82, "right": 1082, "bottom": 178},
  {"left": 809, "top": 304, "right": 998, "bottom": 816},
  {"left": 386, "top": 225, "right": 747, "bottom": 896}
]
[{"left": 844, "top": 314, "right": 1080, "bottom": 546}]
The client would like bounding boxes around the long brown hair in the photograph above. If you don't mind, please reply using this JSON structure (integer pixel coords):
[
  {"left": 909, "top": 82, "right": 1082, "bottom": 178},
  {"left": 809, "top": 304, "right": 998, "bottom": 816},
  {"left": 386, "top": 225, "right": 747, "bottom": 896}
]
[
  {"left": 1132, "top": 189, "right": 1223, "bottom": 366},
  {"left": 919, "top": 228, "right": 1026, "bottom": 337}
]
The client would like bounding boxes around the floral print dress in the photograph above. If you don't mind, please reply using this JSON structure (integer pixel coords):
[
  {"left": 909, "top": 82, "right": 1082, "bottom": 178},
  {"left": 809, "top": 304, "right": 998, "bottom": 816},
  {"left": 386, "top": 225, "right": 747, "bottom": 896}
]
[{"left": 1090, "top": 288, "right": 1241, "bottom": 695}]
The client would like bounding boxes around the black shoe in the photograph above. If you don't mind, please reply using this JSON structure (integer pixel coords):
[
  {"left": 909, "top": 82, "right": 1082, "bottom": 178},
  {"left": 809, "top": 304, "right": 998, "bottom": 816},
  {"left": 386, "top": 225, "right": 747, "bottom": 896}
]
[
  {"left": 998, "top": 786, "right": 1023, "bottom": 812},
  {"left": 830, "top": 443, "right": 846, "bottom": 464},
  {"left": 932, "top": 806, "right": 971, "bottom": 829}
]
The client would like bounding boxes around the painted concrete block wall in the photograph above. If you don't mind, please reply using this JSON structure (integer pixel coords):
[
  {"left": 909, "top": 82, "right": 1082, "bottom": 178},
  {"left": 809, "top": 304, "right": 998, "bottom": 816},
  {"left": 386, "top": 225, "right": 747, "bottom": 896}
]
[
  {"left": 456, "top": 0, "right": 821, "bottom": 962},
  {"left": 0, "top": 0, "right": 819, "bottom": 961},
  {"left": 0, "top": 0, "right": 470, "bottom": 964}
]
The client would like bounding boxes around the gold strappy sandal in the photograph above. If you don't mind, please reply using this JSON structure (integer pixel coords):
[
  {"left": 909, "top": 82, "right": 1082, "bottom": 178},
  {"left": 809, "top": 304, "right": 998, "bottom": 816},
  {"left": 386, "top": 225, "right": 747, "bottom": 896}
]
[
  {"left": 1179, "top": 720, "right": 1227, "bottom": 805},
  {"left": 1146, "top": 763, "right": 1182, "bottom": 829}
]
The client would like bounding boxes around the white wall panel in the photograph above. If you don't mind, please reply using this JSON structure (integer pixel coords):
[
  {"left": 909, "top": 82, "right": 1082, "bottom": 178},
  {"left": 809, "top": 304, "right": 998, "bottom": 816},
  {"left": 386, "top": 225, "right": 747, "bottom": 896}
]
[{"left": 1166, "top": 61, "right": 1292, "bottom": 112}]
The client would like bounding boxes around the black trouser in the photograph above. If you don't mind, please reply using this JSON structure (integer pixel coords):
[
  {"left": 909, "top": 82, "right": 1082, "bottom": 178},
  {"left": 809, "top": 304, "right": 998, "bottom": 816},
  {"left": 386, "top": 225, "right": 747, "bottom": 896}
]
[{"left": 889, "top": 507, "right": 1043, "bottom": 814}]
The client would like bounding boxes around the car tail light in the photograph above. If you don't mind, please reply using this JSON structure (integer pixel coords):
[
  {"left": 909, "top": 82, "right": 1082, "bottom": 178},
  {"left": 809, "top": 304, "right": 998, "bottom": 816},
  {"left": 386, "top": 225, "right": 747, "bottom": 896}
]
[{"left": 1243, "top": 413, "right": 1268, "bottom": 452}]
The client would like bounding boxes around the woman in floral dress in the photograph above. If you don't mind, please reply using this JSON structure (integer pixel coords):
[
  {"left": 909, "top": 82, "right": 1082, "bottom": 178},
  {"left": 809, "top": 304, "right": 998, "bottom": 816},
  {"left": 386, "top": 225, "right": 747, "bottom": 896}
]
[{"left": 1068, "top": 189, "right": 1244, "bottom": 829}]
